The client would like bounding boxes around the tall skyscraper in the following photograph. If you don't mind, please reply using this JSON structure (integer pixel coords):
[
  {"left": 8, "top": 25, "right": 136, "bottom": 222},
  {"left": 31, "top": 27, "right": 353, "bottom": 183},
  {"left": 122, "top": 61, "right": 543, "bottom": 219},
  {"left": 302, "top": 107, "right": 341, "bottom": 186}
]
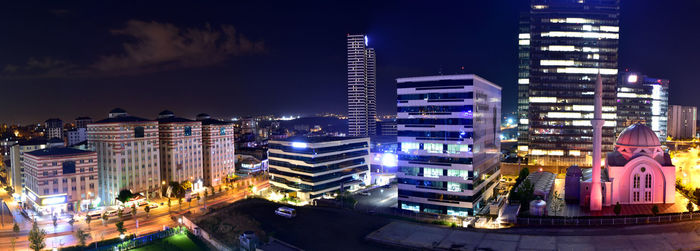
[
  {"left": 87, "top": 108, "right": 161, "bottom": 204},
  {"left": 347, "top": 34, "right": 377, "bottom": 137},
  {"left": 517, "top": 0, "right": 620, "bottom": 167},
  {"left": 396, "top": 74, "right": 501, "bottom": 216},
  {"left": 617, "top": 71, "right": 669, "bottom": 139},
  {"left": 668, "top": 105, "right": 697, "bottom": 140}
]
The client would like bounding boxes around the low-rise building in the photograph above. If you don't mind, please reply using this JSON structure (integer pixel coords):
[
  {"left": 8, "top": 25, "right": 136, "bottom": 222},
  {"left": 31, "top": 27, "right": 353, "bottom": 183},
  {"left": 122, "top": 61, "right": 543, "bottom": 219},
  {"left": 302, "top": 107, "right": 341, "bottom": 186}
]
[
  {"left": 9, "top": 138, "right": 48, "bottom": 195},
  {"left": 268, "top": 136, "right": 370, "bottom": 201},
  {"left": 23, "top": 147, "right": 98, "bottom": 214}
]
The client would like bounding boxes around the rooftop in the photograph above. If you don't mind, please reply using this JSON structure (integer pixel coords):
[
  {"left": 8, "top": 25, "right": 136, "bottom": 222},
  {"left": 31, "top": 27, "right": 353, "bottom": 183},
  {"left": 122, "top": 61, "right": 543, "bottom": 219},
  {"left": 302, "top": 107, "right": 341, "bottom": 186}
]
[
  {"left": 93, "top": 115, "right": 154, "bottom": 124},
  {"left": 17, "top": 137, "right": 48, "bottom": 146},
  {"left": 199, "top": 118, "right": 231, "bottom": 126},
  {"left": 157, "top": 116, "right": 196, "bottom": 123},
  {"left": 26, "top": 147, "right": 93, "bottom": 157},
  {"left": 273, "top": 136, "right": 366, "bottom": 143}
]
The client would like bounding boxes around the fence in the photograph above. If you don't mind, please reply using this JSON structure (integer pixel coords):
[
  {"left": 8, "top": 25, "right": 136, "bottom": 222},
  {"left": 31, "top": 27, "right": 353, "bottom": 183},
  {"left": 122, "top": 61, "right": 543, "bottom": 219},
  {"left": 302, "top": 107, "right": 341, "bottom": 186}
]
[
  {"left": 517, "top": 211, "right": 700, "bottom": 226},
  {"left": 84, "top": 226, "right": 186, "bottom": 251}
]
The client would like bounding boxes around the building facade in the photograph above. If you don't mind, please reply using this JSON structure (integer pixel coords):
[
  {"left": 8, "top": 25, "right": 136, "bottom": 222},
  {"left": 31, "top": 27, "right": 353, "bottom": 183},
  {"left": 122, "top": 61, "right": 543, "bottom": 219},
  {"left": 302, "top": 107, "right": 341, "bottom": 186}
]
[
  {"left": 347, "top": 34, "right": 377, "bottom": 137},
  {"left": 9, "top": 138, "right": 48, "bottom": 194},
  {"left": 616, "top": 71, "right": 669, "bottom": 139},
  {"left": 157, "top": 111, "right": 204, "bottom": 185},
  {"left": 45, "top": 118, "right": 63, "bottom": 139},
  {"left": 517, "top": 0, "right": 620, "bottom": 167},
  {"left": 87, "top": 108, "right": 161, "bottom": 205},
  {"left": 668, "top": 105, "right": 697, "bottom": 140},
  {"left": 396, "top": 74, "right": 501, "bottom": 216},
  {"left": 66, "top": 128, "right": 87, "bottom": 146},
  {"left": 268, "top": 136, "right": 370, "bottom": 201},
  {"left": 75, "top": 117, "right": 93, "bottom": 129},
  {"left": 23, "top": 148, "right": 98, "bottom": 214},
  {"left": 197, "top": 113, "right": 236, "bottom": 187}
]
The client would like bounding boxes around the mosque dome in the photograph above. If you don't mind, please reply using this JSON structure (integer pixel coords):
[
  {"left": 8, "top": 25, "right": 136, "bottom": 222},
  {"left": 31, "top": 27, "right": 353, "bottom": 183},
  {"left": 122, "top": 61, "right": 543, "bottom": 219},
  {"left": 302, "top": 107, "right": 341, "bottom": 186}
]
[{"left": 616, "top": 123, "right": 660, "bottom": 147}]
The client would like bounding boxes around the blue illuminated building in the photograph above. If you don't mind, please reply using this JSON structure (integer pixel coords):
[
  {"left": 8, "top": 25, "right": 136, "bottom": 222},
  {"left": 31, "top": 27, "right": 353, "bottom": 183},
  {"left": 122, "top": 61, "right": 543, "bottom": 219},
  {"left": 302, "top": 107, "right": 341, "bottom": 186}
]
[
  {"left": 268, "top": 136, "right": 370, "bottom": 201},
  {"left": 396, "top": 74, "right": 501, "bottom": 216},
  {"left": 617, "top": 70, "right": 669, "bottom": 140}
]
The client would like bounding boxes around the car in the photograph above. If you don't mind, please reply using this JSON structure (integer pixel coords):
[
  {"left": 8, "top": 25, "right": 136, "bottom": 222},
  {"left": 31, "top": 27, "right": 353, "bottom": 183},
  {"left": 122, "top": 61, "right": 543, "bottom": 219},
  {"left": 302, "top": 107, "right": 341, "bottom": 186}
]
[
  {"left": 87, "top": 211, "right": 103, "bottom": 220},
  {"left": 359, "top": 191, "right": 371, "bottom": 196},
  {"left": 275, "top": 207, "right": 296, "bottom": 218},
  {"left": 106, "top": 209, "right": 118, "bottom": 216},
  {"left": 149, "top": 203, "right": 159, "bottom": 209}
]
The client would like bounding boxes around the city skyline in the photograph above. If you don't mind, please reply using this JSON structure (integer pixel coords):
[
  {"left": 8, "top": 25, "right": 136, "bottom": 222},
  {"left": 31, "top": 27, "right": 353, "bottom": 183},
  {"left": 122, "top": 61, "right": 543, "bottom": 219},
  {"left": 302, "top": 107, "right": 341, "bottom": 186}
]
[{"left": 2, "top": 1, "right": 700, "bottom": 124}]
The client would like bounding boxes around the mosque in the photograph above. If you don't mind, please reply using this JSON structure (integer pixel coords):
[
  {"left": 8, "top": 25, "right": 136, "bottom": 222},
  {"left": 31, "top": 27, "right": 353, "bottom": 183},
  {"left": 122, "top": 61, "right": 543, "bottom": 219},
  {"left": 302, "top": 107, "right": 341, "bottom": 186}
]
[{"left": 566, "top": 75, "right": 676, "bottom": 210}]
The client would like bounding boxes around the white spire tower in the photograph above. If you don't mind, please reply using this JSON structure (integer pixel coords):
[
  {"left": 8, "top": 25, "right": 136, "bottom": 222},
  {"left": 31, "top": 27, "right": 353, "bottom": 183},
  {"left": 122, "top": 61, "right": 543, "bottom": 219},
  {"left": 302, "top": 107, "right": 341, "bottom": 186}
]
[{"left": 590, "top": 73, "right": 604, "bottom": 211}]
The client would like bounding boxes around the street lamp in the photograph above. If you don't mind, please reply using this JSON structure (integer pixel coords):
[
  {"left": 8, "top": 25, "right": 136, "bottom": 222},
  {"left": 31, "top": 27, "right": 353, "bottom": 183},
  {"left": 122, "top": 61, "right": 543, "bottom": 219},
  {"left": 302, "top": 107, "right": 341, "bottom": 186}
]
[{"left": 120, "top": 233, "right": 125, "bottom": 240}]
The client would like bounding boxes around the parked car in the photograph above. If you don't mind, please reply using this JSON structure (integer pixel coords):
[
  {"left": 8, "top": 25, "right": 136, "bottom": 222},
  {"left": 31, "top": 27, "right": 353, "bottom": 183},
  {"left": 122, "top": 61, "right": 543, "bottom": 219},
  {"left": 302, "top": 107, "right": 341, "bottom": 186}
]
[
  {"left": 106, "top": 209, "right": 118, "bottom": 216},
  {"left": 87, "top": 211, "right": 103, "bottom": 220},
  {"left": 275, "top": 207, "right": 296, "bottom": 218},
  {"left": 359, "top": 191, "right": 371, "bottom": 196}
]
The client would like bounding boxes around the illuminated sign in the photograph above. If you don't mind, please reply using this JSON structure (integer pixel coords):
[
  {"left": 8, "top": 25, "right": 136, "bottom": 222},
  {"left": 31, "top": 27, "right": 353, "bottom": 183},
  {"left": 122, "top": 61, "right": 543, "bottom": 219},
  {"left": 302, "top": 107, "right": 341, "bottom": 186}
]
[
  {"left": 627, "top": 74, "right": 638, "bottom": 83},
  {"left": 291, "top": 142, "right": 307, "bottom": 148},
  {"left": 42, "top": 196, "right": 66, "bottom": 206},
  {"left": 364, "top": 35, "right": 368, "bottom": 46},
  {"left": 381, "top": 153, "right": 398, "bottom": 167}
]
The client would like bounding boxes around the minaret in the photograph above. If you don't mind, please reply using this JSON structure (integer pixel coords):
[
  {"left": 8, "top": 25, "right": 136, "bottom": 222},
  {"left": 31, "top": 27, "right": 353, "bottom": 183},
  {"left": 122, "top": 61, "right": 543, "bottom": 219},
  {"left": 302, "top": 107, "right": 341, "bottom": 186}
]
[{"left": 590, "top": 73, "right": 604, "bottom": 211}]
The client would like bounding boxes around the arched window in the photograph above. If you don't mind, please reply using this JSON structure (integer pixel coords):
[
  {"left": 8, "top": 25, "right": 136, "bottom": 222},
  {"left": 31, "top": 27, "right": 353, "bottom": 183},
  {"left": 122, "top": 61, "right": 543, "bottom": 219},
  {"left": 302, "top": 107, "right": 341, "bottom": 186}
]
[
  {"left": 645, "top": 174, "right": 652, "bottom": 188},
  {"left": 633, "top": 174, "right": 640, "bottom": 188}
]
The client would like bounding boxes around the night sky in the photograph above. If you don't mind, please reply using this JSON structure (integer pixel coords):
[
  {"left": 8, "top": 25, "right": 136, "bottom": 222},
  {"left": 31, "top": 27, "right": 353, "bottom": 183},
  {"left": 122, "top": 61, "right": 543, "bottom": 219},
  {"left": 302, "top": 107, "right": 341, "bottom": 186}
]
[{"left": 1, "top": 1, "right": 699, "bottom": 125}]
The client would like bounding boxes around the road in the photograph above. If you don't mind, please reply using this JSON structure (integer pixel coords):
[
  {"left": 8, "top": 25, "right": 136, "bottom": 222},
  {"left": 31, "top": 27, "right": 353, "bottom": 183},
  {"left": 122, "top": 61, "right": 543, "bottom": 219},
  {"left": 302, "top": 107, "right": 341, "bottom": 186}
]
[
  {"left": 0, "top": 179, "right": 268, "bottom": 250},
  {"left": 354, "top": 184, "right": 397, "bottom": 213}
]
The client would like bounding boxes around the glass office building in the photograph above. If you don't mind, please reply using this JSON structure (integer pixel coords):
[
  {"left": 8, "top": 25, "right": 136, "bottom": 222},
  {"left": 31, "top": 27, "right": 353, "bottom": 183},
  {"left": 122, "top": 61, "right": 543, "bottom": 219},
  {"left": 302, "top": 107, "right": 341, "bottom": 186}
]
[
  {"left": 518, "top": 0, "right": 620, "bottom": 167},
  {"left": 396, "top": 74, "right": 501, "bottom": 216},
  {"left": 268, "top": 136, "right": 370, "bottom": 201},
  {"left": 617, "top": 71, "right": 669, "bottom": 140}
]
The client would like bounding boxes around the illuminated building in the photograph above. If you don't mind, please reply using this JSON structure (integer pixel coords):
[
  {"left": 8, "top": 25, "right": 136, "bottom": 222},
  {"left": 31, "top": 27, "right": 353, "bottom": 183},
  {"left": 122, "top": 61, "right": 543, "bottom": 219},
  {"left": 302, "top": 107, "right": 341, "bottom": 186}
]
[
  {"left": 517, "top": 0, "right": 620, "bottom": 167},
  {"left": 617, "top": 71, "right": 669, "bottom": 139},
  {"left": 87, "top": 108, "right": 161, "bottom": 205},
  {"left": 196, "top": 113, "right": 236, "bottom": 187},
  {"left": 668, "top": 105, "right": 697, "bottom": 140},
  {"left": 377, "top": 119, "right": 397, "bottom": 136},
  {"left": 66, "top": 128, "right": 87, "bottom": 146},
  {"left": 45, "top": 118, "right": 63, "bottom": 139},
  {"left": 9, "top": 138, "right": 48, "bottom": 195},
  {"left": 347, "top": 34, "right": 377, "bottom": 137},
  {"left": 268, "top": 136, "right": 370, "bottom": 201},
  {"left": 156, "top": 110, "right": 204, "bottom": 185},
  {"left": 396, "top": 74, "right": 501, "bottom": 216},
  {"left": 23, "top": 147, "right": 98, "bottom": 214}
]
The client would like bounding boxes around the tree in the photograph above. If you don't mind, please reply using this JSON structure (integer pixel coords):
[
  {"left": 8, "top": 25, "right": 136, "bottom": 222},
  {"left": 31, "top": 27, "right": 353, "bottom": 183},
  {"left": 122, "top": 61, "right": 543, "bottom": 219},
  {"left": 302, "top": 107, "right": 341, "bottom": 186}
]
[
  {"left": 118, "top": 208, "right": 123, "bottom": 219},
  {"left": 75, "top": 228, "right": 90, "bottom": 247},
  {"left": 115, "top": 221, "right": 126, "bottom": 236},
  {"left": 614, "top": 202, "right": 622, "bottom": 216},
  {"left": 68, "top": 215, "right": 76, "bottom": 232},
  {"left": 688, "top": 201, "right": 694, "bottom": 219},
  {"left": 116, "top": 189, "right": 135, "bottom": 205},
  {"left": 28, "top": 221, "right": 46, "bottom": 251},
  {"left": 12, "top": 223, "right": 19, "bottom": 250},
  {"left": 168, "top": 198, "right": 172, "bottom": 212},
  {"left": 204, "top": 188, "right": 209, "bottom": 198},
  {"left": 516, "top": 168, "right": 530, "bottom": 184},
  {"left": 101, "top": 213, "right": 109, "bottom": 225},
  {"left": 131, "top": 204, "right": 137, "bottom": 217},
  {"left": 144, "top": 205, "right": 151, "bottom": 218},
  {"left": 651, "top": 205, "right": 660, "bottom": 216},
  {"left": 85, "top": 214, "right": 92, "bottom": 230},
  {"left": 178, "top": 198, "right": 183, "bottom": 210},
  {"left": 549, "top": 191, "right": 564, "bottom": 216}
]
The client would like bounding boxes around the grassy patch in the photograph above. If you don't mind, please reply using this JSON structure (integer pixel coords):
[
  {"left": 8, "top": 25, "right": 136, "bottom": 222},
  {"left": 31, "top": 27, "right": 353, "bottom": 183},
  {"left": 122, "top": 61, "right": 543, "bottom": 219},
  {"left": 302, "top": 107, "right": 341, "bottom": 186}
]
[{"left": 131, "top": 233, "right": 203, "bottom": 251}]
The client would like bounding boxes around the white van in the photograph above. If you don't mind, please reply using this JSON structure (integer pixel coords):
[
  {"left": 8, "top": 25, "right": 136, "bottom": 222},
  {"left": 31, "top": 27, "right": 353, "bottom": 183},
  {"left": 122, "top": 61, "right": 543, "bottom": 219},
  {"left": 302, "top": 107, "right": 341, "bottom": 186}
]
[
  {"left": 87, "top": 211, "right": 103, "bottom": 220},
  {"left": 275, "top": 207, "right": 296, "bottom": 218}
]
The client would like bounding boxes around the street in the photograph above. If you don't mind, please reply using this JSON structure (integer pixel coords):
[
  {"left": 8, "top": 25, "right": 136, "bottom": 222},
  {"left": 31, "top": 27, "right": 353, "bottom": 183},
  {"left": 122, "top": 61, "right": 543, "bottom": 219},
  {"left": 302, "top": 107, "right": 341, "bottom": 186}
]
[
  {"left": 354, "top": 184, "right": 397, "bottom": 212},
  {"left": 0, "top": 179, "right": 268, "bottom": 250}
]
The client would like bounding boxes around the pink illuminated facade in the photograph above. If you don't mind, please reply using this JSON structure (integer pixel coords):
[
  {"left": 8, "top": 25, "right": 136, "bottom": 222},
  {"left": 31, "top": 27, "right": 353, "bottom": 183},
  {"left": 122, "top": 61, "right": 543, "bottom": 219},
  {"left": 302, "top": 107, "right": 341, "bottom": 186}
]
[
  {"left": 157, "top": 110, "right": 204, "bottom": 184},
  {"left": 197, "top": 113, "right": 235, "bottom": 187}
]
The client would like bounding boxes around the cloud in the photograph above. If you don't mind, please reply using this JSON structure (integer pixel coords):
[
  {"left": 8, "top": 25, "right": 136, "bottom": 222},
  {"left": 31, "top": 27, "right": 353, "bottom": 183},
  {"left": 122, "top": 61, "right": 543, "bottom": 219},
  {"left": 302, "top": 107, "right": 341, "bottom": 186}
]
[{"left": 0, "top": 20, "right": 264, "bottom": 78}]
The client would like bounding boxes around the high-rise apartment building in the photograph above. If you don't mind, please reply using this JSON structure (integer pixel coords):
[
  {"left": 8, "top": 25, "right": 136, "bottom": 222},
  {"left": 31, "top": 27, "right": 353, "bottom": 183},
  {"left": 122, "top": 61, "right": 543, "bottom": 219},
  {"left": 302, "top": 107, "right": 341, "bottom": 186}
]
[
  {"left": 518, "top": 0, "right": 620, "bottom": 167},
  {"left": 156, "top": 110, "right": 203, "bottom": 185},
  {"left": 196, "top": 113, "right": 236, "bottom": 187},
  {"left": 347, "top": 34, "right": 377, "bottom": 137},
  {"left": 23, "top": 147, "right": 98, "bottom": 214},
  {"left": 75, "top": 117, "right": 93, "bottom": 129},
  {"left": 9, "top": 138, "right": 48, "bottom": 194},
  {"left": 45, "top": 118, "right": 63, "bottom": 139},
  {"left": 268, "top": 136, "right": 370, "bottom": 201},
  {"left": 87, "top": 108, "right": 161, "bottom": 205},
  {"left": 668, "top": 105, "right": 697, "bottom": 140},
  {"left": 616, "top": 71, "right": 669, "bottom": 139},
  {"left": 396, "top": 74, "right": 501, "bottom": 216}
]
